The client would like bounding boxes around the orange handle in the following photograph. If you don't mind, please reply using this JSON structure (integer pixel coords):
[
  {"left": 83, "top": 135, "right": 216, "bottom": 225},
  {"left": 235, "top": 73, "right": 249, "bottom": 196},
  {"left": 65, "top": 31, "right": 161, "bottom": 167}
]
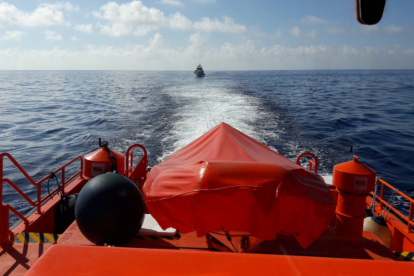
[{"left": 296, "top": 152, "right": 318, "bottom": 173}]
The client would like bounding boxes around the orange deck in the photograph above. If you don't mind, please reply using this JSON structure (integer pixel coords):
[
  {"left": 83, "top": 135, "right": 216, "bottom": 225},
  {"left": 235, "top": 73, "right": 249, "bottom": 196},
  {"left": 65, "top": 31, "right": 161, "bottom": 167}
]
[{"left": 0, "top": 243, "right": 53, "bottom": 276}]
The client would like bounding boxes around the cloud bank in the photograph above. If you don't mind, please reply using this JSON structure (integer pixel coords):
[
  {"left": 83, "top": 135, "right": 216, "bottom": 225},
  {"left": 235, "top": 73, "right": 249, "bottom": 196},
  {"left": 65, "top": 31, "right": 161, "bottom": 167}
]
[
  {"left": 1, "top": 33, "right": 413, "bottom": 70},
  {"left": 92, "top": 1, "right": 245, "bottom": 36}
]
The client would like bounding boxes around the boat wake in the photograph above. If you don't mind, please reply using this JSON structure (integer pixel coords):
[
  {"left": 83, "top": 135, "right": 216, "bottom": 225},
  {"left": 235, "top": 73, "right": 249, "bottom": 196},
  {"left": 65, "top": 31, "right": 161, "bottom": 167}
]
[{"left": 157, "top": 80, "right": 267, "bottom": 162}]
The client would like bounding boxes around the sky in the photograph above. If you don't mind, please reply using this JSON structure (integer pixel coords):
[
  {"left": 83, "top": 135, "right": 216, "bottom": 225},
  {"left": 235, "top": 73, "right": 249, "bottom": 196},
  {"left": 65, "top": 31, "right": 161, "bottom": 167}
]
[{"left": 0, "top": 0, "right": 413, "bottom": 70}]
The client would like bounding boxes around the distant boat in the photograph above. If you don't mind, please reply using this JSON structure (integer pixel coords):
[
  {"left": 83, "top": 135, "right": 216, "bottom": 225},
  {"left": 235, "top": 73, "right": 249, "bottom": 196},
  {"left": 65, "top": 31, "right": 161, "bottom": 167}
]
[{"left": 193, "top": 64, "right": 205, "bottom": 77}]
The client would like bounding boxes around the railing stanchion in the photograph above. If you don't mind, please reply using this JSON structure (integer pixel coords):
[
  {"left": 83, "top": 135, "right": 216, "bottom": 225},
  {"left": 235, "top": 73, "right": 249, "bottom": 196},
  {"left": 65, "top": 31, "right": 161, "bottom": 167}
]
[
  {"left": 37, "top": 184, "right": 41, "bottom": 214},
  {"left": 409, "top": 202, "right": 413, "bottom": 232},
  {"left": 0, "top": 156, "right": 3, "bottom": 203},
  {"left": 0, "top": 153, "right": 83, "bottom": 244},
  {"left": 0, "top": 203, "right": 10, "bottom": 245},
  {"left": 380, "top": 182, "right": 385, "bottom": 209},
  {"left": 62, "top": 167, "right": 65, "bottom": 194}
]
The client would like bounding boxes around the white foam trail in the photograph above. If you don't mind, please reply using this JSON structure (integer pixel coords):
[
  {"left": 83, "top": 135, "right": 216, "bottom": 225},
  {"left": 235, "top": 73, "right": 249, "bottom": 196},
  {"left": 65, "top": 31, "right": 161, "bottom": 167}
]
[{"left": 158, "top": 81, "right": 268, "bottom": 162}]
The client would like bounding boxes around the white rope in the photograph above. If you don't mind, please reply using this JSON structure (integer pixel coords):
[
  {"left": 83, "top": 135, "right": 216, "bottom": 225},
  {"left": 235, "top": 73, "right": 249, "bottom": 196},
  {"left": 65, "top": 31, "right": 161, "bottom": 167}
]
[
  {"left": 199, "top": 86, "right": 217, "bottom": 129},
  {"left": 203, "top": 96, "right": 217, "bottom": 126},
  {"left": 381, "top": 188, "right": 399, "bottom": 219},
  {"left": 201, "top": 98, "right": 210, "bottom": 130},
  {"left": 370, "top": 177, "right": 379, "bottom": 214}
]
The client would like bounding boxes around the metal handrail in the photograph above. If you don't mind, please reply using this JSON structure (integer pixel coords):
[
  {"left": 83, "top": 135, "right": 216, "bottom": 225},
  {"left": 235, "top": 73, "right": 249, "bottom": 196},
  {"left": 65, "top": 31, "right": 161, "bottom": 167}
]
[
  {"left": 125, "top": 144, "right": 148, "bottom": 174},
  {"left": 371, "top": 178, "right": 414, "bottom": 232},
  {"left": 296, "top": 152, "right": 318, "bottom": 173},
  {"left": 0, "top": 152, "right": 83, "bottom": 221},
  {"left": 127, "top": 151, "right": 134, "bottom": 174}
]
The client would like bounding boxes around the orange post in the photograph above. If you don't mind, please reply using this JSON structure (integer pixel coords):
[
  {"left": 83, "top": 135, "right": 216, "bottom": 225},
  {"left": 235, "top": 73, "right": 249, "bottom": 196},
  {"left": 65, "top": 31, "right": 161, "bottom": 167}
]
[
  {"left": 0, "top": 204, "right": 10, "bottom": 246},
  {"left": 333, "top": 156, "right": 376, "bottom": 240}
]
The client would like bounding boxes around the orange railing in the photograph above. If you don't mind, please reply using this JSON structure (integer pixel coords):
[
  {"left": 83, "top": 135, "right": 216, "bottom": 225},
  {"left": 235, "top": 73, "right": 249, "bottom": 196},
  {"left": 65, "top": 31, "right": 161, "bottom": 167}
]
[
  {"left": 296, "top": 152, "right": 318, "bottom": 173},
  {"left": 125, "top": 144, "right": 148, "bottom": 187},
  {"left": 0, "top": 152, "right": 83, "bottom": 244},
  {"left": 371, "top": 178, "right": 414, "bottom": 232}
]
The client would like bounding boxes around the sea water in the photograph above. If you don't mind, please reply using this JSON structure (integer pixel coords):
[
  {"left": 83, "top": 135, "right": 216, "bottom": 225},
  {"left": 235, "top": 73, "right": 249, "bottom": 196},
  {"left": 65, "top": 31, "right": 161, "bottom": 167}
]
[{"left": 1, "top": 70, "right": 413, "bottom": 226}]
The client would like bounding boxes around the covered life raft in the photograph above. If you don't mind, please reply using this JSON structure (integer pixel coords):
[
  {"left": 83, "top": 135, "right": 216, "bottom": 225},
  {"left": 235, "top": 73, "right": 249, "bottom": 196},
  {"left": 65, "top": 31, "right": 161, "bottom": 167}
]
[{"left": 142, "top": 123, "right": 336, "bottom": 248}]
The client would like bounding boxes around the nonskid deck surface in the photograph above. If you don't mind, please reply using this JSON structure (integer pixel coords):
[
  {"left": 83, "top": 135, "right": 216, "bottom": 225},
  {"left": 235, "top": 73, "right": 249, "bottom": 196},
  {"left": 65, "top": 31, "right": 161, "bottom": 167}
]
[{"left": 0, "top": 243, "right": 54, "bottom": 276}]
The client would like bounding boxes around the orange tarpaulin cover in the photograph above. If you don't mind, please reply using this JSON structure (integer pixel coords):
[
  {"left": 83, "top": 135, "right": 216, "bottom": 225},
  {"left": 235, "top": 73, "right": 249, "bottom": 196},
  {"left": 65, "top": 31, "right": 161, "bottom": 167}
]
[{"left": 142, "top": 123, "right": 335, "bottom": 248}]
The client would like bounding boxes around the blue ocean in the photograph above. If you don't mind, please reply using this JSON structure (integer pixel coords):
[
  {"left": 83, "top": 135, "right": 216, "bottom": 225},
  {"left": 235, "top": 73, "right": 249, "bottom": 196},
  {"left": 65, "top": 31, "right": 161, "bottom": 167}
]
[{"left": 1, "top": 70, "right": 414, "bottom": 226}]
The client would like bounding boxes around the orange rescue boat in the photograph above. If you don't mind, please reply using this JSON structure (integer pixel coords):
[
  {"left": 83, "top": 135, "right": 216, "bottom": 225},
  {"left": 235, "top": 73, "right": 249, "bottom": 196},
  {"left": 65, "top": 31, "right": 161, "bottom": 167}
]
[{"left": 1, "top": 123, "right": 414, "bottom": 275}]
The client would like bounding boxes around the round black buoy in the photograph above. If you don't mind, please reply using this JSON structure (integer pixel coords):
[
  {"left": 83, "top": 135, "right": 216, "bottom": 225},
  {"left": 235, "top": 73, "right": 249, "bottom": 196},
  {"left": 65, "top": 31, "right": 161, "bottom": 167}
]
[{"left": 75, "top": 172, "right": 145, "bottom": 245}]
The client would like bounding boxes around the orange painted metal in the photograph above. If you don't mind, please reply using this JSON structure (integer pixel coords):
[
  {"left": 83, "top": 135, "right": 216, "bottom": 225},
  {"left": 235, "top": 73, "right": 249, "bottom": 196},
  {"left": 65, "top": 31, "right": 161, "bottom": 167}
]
[
  {"left": 11, "top": 177, "right": 88, "bottom": 236},
  {"left": 333, "top": 156, "right": 376, "bottom": 240},
  {"left": 366, "top": 195, "right": 414, "bottom": 252},
  {"left": 0, "top": 204, "right": 10, "bottom": 245},
  {"left": 296, "top": 151, "right": 318, "bottom": 173},
  {"left": 374, "top": 178, "right": 414, "bottom": 232},
  {"left": 84, "top": 148, "right": 125, "bottom": 178},
  {"left": 366, "top": 177, "right": 414, "bottom": 251},
  {"left": 0, "top": 153, "right": 83, "bottom": 246},
  {"left": 0, "top": 242, "right": 54, "bottom": 276},
  {"left": 25, "top": 245, "right": 414, "bottom": 276},
  {"left": 125, "top": 144, "right": 148, "bottom": 187}
]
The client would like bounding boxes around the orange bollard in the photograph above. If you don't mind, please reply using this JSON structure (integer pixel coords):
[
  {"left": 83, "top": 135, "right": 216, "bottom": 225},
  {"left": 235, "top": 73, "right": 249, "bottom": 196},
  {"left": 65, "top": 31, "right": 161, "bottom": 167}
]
[{"left": 333, "top": 155, "right": 376, "bottom": 240}]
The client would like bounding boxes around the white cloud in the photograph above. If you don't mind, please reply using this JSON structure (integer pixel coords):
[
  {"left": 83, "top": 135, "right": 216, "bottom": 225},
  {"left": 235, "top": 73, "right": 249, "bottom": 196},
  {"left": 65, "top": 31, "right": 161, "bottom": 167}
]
[
  {"left": 325, "top": 27, "right": 344, "bottom": 34},
  {"left": 161, "top": 0, "right": 184, "bottom": 7},
  {"left": 133, "top": 25, "right": 159, "bottom": 36},
  {"left": 0, "top": 2, "right": 69, "bottom": 27},
  {"left": 359, "top": 24, "right": 405, "bottom": 35},
  {"left": 44, "top": 30, "right": 62, "bottom": 41},
  {"left": 75, "top": 24, "right": 93, "bottom": 33},
  {"left": 169, "top": 12, "right": 192, "bottom": 30},
  {"left": 186, "top": 32, "right": 206, "bottom": 57},
  {"left": 93, "top": 1, "right": 166, "bottom": 36},
  {"left": 93, "top": 1, "right": 244, "bottom": 36},
  {"left": 305, "top": 30, "right": 316, "bottom": 39},
  {"left": 290, "top": 26, "right": 300, "bottom": 37},
  {"left": 1, "top": 36, "right": 414, "bottom": 70},
  {"left": 272, "top": 28, "right": 282, "bottom": 38},
  {"left": 40, "top": 2, "right": 80, "bottom": 12},
  {"left": 194, "top": 16, "right": 246, "bottom": 33},
  {"left": 359, "top": 25, "right": 379, "bottom": 33},
  {"left": 71, "top": 36, "right": 78, "bottom": 41},
  {"left": 0, "top": 30, "right": 23, "bottom": 40},
  {"left": 302, "top": 15, "right": 328, "bottom": 25},
  {"left": 190, "top": 0, "right": 215, "bottom": 3},
  {"left": 97, "top": 22, "right": 158, "bottom": 37},
  {"left": 290, "top": 26, "right": 316, "bottom": 39},
  {"left": 189, "top": 32, "right": 206, "bottom": 45},
  {"left": 384, "top": 24, "right": 404, "bottom": 34},
  {"left": 97, "top": 22, "right": 132, "bottom": 37},
  {"left": 93, "top": 1, "right": 165, "bottom": 25}
]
